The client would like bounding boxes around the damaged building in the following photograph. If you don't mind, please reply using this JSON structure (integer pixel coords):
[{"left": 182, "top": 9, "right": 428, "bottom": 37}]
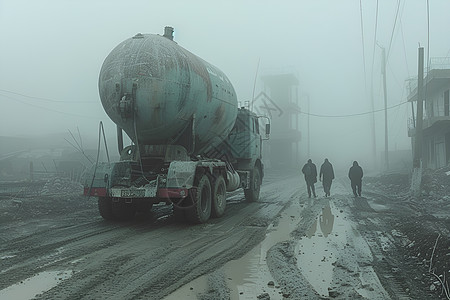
[
  {"left": 408, "top": 58, "right": 450, "bottom": 169},
  {"left": 253, "top": 73, "right": 302, "bottom": 169}
]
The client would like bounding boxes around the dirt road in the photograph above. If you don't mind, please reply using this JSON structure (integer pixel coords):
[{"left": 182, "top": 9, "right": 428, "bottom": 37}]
[{"left": 0, "top": 170, "right": 449, "bottom": 299}]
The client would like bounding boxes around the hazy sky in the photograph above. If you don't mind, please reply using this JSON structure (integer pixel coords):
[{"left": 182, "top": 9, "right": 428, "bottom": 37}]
[{"left": 1, "top": 0, "right": 450, "bottom": 168}]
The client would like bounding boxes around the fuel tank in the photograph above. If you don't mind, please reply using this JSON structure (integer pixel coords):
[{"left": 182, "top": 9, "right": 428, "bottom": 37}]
[{"left": 98, "top": 29, "right": 238, "bottom": 154}]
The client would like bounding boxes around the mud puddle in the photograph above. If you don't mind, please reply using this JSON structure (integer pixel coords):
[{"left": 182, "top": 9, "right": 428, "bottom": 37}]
[
  {"left": 0, "top": 270, "right": 73, "bottom": 299},
  {"left": 295, "top": 195, "right": 390, "bottom": 299},
  {"left": 165, "top": 197, "right": 303, "bottom": 299},
  {"left": 294, "top": 202, "right": 341, "bottom": 297}
]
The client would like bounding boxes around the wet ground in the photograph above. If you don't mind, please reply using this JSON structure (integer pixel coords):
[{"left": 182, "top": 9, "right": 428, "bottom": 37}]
[{"left": 0, "top": 170, "right": 449, "bottom": 299}]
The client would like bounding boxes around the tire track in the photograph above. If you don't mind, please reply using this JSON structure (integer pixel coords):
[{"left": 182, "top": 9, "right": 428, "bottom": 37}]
[{"left": 2, "top": 172, "right": 301, "bottom": 299}]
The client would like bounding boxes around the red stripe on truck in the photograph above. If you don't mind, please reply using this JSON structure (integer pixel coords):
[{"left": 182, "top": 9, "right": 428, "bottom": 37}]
[
  {"left": 158, "top": 188, "right": 189, "bottom": 199},
  {"left": 84, "top": 187, "right": 107, "bottom": 197}
]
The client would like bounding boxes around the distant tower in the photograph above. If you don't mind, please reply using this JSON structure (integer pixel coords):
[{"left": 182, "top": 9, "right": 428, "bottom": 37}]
[{"left": 260, "top": 73, "right": 301, "bottom": 168}]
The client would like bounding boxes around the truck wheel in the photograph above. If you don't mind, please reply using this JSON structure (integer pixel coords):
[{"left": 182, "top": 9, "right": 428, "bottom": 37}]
[
  {"left": 211, "top": 175, "right": 226, "bottom": 218},
  {"left": 186, "top": 174, "right": 212, "bottom": 224},
  {"left": 244, "top": 167, "right": 261, "bottom": 202},
  {"left": 111, "top": 199, "right": 136, "bottom": 221},
  {"left": 98, "top": 197, "right": 114, "bottom": 220}
]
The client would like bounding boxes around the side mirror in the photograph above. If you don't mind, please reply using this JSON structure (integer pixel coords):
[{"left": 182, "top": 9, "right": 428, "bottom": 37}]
[{"left": 265, "top": 124, "right": 271, "bottom": 135}]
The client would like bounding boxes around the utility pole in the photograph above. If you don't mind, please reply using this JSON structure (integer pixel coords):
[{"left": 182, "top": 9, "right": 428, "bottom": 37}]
[
  {"left": 414, "top": 47, "right": 424, "bottom": 168},
  {"left": 381, "top": 47, "right": 389, "bottom": 170},
  {"left": 295, "top": 85, "right": 299, "bottom": 165},
  {"left": 307, "top": 94, "right": 310, "bottom": 159},
  {"left": 370, "top": 86, "right": 377, "bottom": 169}
]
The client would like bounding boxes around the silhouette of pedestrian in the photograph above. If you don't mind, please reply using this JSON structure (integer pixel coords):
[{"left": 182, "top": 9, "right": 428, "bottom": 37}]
[
  {"left": 348, "top": 161, "right": 363, "bottom": 197},
  {"left": 302, "top": 159, "right": 317, "bottom": 198},
  {"left": 319, "top": 158, "right": 335, "bottom": 197},
  {"left": 319, "top": 204, "right": 334, "bottom": 237}
]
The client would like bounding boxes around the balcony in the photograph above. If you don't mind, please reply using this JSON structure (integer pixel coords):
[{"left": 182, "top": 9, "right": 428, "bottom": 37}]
[
  {"left": 407, "top": 116, "right": 450, "bottom": 137},
  {"left": 407, "top": 57, "right": 450, "bottom": 102},
  {"left": 423, "top": 116, "right": 450, "bottom": 132}
]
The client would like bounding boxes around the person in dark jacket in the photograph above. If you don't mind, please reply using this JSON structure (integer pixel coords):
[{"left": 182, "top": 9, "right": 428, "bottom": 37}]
[
  {"left": 319, "top": 158, "right": 335, "bottom": 197},
  {"left": 302, "top": 159, "right": 317, "bottom": 198},
  {"left": 348, "top": 161, "right": 363, "bottom": 197}
]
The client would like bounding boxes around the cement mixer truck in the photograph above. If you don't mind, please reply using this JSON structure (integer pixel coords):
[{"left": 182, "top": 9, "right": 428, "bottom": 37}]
[{"left": 84, "top": 27, "right": 270, "bottom": 223}]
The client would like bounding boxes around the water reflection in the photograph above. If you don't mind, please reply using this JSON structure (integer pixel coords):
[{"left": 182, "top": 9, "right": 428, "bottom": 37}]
[
  {"left": 319, "top": 204, "right": 334, "bottom": 237},
  {"left": 297, "top": 202, "right": 340, "bottom": 297},
  {"left": 306, "top": 219, "right": 317, "bottom": 238},
  {"left": 306, "top": 203, "right": 335, "bottom": 237}
]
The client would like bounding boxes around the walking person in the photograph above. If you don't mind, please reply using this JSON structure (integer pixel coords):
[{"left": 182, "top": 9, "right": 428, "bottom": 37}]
[
  {"left": 348, "top": 161, "right": 363, "bottom": 197},
  {"left": 302, "top": 159, "right": 317, "bottom": 198},
  {"left": 319, "top": 158, "right": 335, "bottom": 197}
]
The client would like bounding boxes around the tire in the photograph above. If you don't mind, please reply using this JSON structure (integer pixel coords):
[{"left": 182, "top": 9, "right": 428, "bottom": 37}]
[
  {"left": 186, "top": 174, "right": 212, "bottom": 224},
  {"left": 171, "top": 196, "right": 190, "bottom": 222},
  {"left": 98, "top": 197, "right": 114, "bottom": 220},
  {"left": 244, "top": 167, "right": 261, "bottom": 202},
  {"left": 211, "top": 175, "right": 226, "bottom": 218}
]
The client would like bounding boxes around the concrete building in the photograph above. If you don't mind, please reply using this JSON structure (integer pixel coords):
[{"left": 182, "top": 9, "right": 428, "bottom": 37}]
[
  {"left": 253, "top": 73, "right": 301, "bottom": 169},
  {"left": 408, "top": 58, "right": 450, "bottom": 169}
]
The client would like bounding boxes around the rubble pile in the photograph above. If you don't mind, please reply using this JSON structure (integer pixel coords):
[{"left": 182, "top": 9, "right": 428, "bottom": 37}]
[
  {"left": 371, "top": 169, "right": 450, "bottom": 297},
  {"left": 366, "top": 168, "right": 450, "bottom": 214},
  {"left": 40, "top": 176, "right": 83, "bottom": 196},
  {"left": 395, "top": 217, "right": 450, "bottom": 296},
  {"left": 421, "top": 166, "right": 450, "bottom": 203},
  {"left": 364, "top": 172, "right": 411, "bottom": 197},
  {"left": 0, "top": 177, "right": 92, "bottom": 223}
]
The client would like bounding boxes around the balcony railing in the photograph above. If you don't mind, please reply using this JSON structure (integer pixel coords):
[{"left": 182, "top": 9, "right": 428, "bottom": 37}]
[
  {"left": 429, "top": 57, "right": 450, "bottom": 70},
  {"left": 406, "top": 57, "right": 450, "bottom": 95},
  {"left": 408, "top": 115, "right": 450, "bottom": 136},
  {"left": 423, "top": 115, "right": 450, "bottom": 128}
]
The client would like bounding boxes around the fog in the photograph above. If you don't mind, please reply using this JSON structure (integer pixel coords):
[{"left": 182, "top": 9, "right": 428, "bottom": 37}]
[{"left": 1, "top": 0, "right": 450, "bottom": 171}]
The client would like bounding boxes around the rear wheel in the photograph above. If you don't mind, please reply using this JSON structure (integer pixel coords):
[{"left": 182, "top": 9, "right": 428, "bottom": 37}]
[
  {"left": 244, "top": 167, "right": 261, "bottom": 202},
  {"left": 186, "top": 174, "right": 212, "bottom": 224},
  {"left": 211, "top": 175, "right": 226, "bottom": 218},
  {"left": 98, "top": 197, "right": 114, "bottom": 220}
]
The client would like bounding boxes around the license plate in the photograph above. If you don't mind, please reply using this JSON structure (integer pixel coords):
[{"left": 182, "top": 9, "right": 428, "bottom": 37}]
[{"left": 120, "top": 189, "right": 145, "bottom": 198}]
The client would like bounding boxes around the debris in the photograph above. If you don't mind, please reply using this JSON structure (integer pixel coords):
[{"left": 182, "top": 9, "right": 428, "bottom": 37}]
[
  {"left": 327, "top": 288, "right": 340, "bottom": 298},
  {"left": 257, "top": 293, "right": 270, "bottom": 300}
]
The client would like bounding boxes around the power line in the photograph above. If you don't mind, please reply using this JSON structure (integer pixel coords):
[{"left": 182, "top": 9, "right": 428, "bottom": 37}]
[
  {"left": 359, "top": 0, "right": 367, "bottom": 93},
  {"left": 296, "top": 101, "right": 408, "bottom": 118},
  {"left": 370, "top": 0, "right": 379, "bottom": 85},
  {"left": 391, "top": 98, "right": 408, "bottom": 145},
  {"left": 386, "top": 0, "right": 401, "bottom": 61},
  {"left": 426, "top": 0, "right": 430, "bottom": 71},
  {"left": 368, "top": 0, "right": 379, "bottom": 168},
  {"left": 389, "top": 83, "right": 407, "bottom": 141},
  {"left": 0, "top": 89, "right": 94, "bottom": 103},
  {"left": 398, "top": 0, "right": 410, "bottom": 78},
  {"left": 0, "top": 93, "right": 99, "bottom": 119},
  {"left": 399, "top": 19, "right": 410, "bottom": 78},
  {"left": 426, "top": 0, "right": 430, "bottom": 100},
  {"left": 387, "top": 62, "right": 403, "bottom": 90}
]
